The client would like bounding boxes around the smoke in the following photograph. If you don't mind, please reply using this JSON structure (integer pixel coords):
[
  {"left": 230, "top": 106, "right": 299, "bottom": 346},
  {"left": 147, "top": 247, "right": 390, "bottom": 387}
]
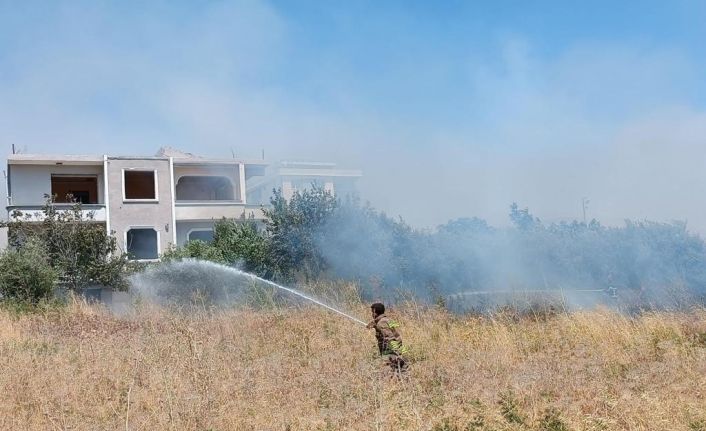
[
  {"left": 1, "top": 3, "right": 706, "bottom": 232},
  {"left": 314, "top": 200, "right": 705, "bottom": 311}
]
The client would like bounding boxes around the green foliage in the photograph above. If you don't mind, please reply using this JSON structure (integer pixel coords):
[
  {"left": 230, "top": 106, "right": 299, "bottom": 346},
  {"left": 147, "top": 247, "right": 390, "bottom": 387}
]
[
  {"left": 160, "top": 219, "right": 271, "bottom": 276},
  {"left": 212, "top": 219, "right": 270, "bottom": 275},
  {"left": 162, "top": 240, "right": 226, "bottom": 264},
  {"left": 263, "top": 186, "right": 338, "bottom": 280},
  {"left": 0, "top": 240, "right": 57, "bottom": 302},
  {"left": 164, "top": 186, "right": 339, "bottom": 282},
  {"left": 2, "top": 196, "right": 129, "bottom": 291}
]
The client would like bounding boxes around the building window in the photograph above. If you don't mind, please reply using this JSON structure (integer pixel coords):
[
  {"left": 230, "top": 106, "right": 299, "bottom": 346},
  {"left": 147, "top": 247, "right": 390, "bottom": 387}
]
[
  {"left": 176, "top": 176, "right": 235, "bottom": 201},
  {"left": 188, "top": 229, "right": 214, "bottom": 243},
  {"left": 126, "top": 228, "right": 159, "bottom": 260},
  {"left": 123, "top": 170, "right": 157, "bottom": 200},
  {"left": 51, "top": 175, "right": 98, "bottom": 204}
]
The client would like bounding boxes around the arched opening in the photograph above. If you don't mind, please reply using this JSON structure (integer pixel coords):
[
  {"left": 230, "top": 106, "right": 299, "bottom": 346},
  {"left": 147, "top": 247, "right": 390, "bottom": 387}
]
[{"left": 176, "top": 176, "right": 235, "bottom": 201}]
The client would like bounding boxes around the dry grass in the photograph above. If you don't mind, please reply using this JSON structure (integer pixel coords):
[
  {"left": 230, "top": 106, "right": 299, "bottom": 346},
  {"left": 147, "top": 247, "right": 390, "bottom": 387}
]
[{"left": 1, "top": 300, "right": 705, "bottom": 430}]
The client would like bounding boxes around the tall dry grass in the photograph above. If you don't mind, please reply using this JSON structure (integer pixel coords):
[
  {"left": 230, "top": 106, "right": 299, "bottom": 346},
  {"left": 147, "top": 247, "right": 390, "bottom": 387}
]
[{"left": 0, "top": 299, "right": 705, "bottom": 430}]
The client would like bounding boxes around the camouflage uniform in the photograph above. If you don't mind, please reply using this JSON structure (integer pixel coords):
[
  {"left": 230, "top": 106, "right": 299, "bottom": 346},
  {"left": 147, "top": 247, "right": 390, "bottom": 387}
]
[{"left": 369, "top": 314, "right": 408, "bottom": 372}]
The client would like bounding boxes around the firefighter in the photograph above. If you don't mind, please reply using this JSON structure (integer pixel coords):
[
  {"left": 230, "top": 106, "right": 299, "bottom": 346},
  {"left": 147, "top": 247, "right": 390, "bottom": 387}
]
[{"left": 366, "top": 302, "right": 408, "bottom": 372}]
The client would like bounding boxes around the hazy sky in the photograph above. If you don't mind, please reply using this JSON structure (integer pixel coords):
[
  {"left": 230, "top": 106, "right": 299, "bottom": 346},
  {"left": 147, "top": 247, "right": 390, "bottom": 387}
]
[{"left": 1, "top": 1, "right": 706, "bottom": 231}]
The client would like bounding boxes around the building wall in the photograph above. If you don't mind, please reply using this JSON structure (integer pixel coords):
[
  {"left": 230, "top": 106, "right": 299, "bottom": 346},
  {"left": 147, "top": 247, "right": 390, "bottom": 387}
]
[
  {"left": 282, "top": 177, "right": 335, "bottom": 200},
  {"left": 247, "top": 178, "right": 278, "bottom": 205},
  {"left": 174, "top": 165, "right": 242, "bottom": 201},
  {"left": 332, "top": 178, "right": 358, "bottom": 198},
  {"left": 105, "top": 158, "right": 174, "bottom": 257},
  {"left": 9, "top": 164, "right": 105, "bottom": 205}
]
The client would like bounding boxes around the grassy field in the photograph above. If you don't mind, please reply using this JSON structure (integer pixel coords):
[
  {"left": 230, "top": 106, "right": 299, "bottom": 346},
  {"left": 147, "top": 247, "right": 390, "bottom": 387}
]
[{"left": 0, "top": 300, "right": 705, "bottom": 430}]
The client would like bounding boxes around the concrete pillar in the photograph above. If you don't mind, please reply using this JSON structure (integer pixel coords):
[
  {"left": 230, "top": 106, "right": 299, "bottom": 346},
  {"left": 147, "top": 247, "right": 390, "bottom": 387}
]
[
  {"left": 0, "top": 227, "right": 8, "bottom": 251},
  {"left": 282, "top": 180, "right": 294, "bottom": 200},
  {"left": 238, "top": 163, "right": 247, "bottom": 203},
  {"left": 324, "top": 181, "right": 334, "bottom": 196}
]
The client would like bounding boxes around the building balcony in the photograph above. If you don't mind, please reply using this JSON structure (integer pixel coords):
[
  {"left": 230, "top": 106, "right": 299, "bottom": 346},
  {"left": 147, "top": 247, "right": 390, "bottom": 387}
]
[
  {"left": 174, "top": 201, "right": 265, "bottom": 221},
  {"left": 6, "top": 204, "right": 107, "bottom": 222}
]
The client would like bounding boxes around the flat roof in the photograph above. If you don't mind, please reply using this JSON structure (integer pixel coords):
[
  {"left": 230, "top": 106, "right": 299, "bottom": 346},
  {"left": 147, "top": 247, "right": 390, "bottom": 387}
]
[
  {"left": 278, "top": 168, "right": 362, "bottom": 177},
  {"left": 173, "top": 158, "right": 267, "bottom": 167},
  {"left": 8, "top": 154, "right": 104, "bottom": 165},
  {"left": 8, "top": 153, "right": 267, "bottom": 167},
  {"left": 280, "top": 160, "right": 338, "bottom": 168}
]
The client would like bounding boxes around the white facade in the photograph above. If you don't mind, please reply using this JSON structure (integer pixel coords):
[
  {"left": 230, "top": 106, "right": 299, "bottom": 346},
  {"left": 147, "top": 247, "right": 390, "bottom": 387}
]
[
  {"left": 5, "top": 149, "right": 267, "bottom": 259},
  {"left": 247, "top": 161, "right": 362, "bottom": 205}
]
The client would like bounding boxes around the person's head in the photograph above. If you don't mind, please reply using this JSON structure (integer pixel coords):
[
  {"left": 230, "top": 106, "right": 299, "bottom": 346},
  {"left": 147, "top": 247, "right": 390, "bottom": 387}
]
[{"left": 371, "top": 302, "right": 385, "bottom": 318}]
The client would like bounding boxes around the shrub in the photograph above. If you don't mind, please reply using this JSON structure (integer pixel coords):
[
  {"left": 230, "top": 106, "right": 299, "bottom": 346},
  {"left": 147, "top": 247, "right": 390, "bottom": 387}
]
[
  {"left": 3, "top": 196, "right": 129, "bottom": 291},
  {"left": 0, "top": 241, "right": 57, "bottom": 302},
  {"left": 162, "top": 240, "right": 226, "bottom": 264}
]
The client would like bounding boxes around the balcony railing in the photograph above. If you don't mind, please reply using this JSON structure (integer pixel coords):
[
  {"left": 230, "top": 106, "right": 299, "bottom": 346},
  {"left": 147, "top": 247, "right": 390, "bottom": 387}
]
[
  {"left": 174, "top": 201, "right": 264, "bottom": 221},
  {"left": 6, "top": 204, "right": 107, "bottom": 222}
]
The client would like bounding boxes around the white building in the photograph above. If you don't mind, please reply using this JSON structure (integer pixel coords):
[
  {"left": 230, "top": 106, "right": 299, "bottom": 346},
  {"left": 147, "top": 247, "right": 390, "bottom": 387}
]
[
  {"left": 4, "top": 148, "right": 267, "bottom": 259},
  {"left": 246, "top": 161, "right": 362, "bottom": 205}
]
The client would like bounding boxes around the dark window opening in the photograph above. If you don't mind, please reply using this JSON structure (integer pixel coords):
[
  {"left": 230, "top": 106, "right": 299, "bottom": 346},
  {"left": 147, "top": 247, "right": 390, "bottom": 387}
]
[
  {"left": 188, "top": 229, "right": 214, "bottom": 243},
  {"left": 126, "top": 228, "right": 158, "bottom": 260},
  {"left": 51, "top": 175, "right": 98, "bottom": 204},
  {"left": 176, "top": 176, "right": 235, "bottom": 201},
  {"left": 124, "top": 171, "right": 156, "bottom": 200}
]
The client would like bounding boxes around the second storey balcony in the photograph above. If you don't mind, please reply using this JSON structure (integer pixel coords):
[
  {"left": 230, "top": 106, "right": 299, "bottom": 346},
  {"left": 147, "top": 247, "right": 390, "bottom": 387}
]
[
  {"left": 174, "top": 202, "right": 265, "bottom": 221},
  {"left": 7, "top": 204, "right": 107, "bottom": 222}
]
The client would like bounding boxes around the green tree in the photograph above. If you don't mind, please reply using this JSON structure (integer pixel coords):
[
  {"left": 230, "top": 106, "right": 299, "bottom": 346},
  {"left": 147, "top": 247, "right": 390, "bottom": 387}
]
[
  {"left": 212, "top": 219, "right": 270, "bottom": 275},
  {"left": 509, "top": 202, "right": 540, "bottom": 231},
  {"left": 263, "top": 186, "right": 338, "bottom": 280}
]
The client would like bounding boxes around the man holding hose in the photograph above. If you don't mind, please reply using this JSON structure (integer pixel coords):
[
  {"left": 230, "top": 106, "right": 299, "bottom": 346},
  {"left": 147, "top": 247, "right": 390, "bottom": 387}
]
[{"left": 366, "top": 302, "right": 408, "bottom": 372}]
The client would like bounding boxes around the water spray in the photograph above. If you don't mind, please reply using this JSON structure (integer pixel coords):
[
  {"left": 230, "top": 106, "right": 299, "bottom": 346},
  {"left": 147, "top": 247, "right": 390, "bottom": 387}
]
[
  {"left": 131, "top": 260, "right": 368, "bottom": 326},
  {"left": 230, "top": 268, "right": 367, "bottom": 326}
]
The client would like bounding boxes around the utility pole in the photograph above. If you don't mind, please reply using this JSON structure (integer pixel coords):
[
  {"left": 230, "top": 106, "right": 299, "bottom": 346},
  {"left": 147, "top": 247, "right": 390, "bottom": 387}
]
[{"left": 582, "top": 197, "right": 590, "bottom": 224}]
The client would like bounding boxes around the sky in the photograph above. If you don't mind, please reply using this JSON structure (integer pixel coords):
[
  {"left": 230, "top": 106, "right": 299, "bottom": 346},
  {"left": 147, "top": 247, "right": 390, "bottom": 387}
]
[{"left": 1, "top": 1, "right": 706, "bottom": 231}]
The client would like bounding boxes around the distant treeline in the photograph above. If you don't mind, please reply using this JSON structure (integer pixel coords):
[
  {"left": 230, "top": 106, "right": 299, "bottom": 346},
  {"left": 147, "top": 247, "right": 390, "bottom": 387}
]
[{"left": 165, "top": 187, "right": 706, "bottom": 306}]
